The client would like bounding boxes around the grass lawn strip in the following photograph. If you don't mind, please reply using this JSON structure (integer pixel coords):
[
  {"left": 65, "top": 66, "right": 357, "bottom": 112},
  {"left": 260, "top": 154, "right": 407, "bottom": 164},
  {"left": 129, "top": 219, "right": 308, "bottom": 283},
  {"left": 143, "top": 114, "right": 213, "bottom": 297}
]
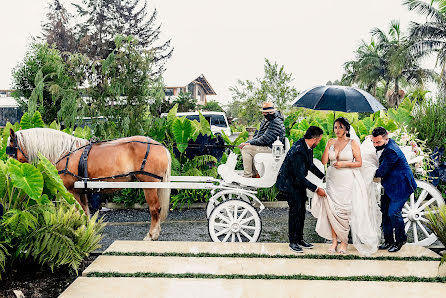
[
  {"left": 86, "top": 271, "right": 446, "bottom": 283},
  {"left": 103, "top": 251, "right": 441, "bottom": 262}
]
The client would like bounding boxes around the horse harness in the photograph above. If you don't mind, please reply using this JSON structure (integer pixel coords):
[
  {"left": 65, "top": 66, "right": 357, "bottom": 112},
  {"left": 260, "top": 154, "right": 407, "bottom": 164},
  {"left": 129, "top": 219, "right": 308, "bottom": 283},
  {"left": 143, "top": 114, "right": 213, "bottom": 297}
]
[
  {"left": 6, "top": 137, "right": 29, "bottom": 161},
  {"left": 57, "top": 138, "right": 163, "bottom": 191}
]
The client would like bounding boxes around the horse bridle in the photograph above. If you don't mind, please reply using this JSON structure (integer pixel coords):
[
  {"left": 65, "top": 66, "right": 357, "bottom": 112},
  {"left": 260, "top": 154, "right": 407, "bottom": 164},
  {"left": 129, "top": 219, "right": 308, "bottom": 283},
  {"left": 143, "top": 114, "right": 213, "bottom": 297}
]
[{"left": 6, "top": 138, "right": 28, "bottom": 161}]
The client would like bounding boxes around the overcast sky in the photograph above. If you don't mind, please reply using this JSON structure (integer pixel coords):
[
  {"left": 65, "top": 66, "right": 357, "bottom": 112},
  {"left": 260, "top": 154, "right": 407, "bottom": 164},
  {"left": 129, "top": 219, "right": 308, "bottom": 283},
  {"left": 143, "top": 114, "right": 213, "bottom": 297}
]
[{"left": 0, "top": 0, "right": 426, "bottom": 104}]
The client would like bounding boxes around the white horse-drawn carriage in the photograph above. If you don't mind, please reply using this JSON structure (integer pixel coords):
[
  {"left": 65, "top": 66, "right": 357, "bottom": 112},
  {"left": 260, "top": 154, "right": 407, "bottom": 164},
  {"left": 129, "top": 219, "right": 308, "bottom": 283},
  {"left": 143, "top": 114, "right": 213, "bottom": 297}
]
[{"left": 74, "top": 137, "right": 444, "bottom": 246}]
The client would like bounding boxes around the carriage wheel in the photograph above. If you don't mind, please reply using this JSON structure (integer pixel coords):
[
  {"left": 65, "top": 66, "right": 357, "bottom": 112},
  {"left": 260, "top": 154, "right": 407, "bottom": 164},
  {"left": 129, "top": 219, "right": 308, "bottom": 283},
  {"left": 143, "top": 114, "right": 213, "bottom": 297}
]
[
  {"left": 403, "top": 180, "right": 444, "bottom": 246},
  {"left": 206, "top": 190, "right": 251, "bottom": 219},
  {"left": 208, "top": 199, "right": 262, "bottom": 242}
]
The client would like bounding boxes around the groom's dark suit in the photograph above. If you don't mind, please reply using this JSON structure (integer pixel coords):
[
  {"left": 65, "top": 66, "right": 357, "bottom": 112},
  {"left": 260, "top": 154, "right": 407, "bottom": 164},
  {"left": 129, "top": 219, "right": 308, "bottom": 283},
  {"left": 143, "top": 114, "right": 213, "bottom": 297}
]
[
  {"left": 375, "top": 138, "right": 417, "bottom": 244},
  {"left": 276, "top": 138, "right": 325, "bottom": 243}
]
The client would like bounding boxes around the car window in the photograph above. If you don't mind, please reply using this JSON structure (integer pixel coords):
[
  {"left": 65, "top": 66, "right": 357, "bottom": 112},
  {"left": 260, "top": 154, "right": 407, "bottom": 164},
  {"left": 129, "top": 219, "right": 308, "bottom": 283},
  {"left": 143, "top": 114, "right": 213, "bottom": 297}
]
[
  {"left": 211, "top": 115, "right": 227, "bottom": 127},
  {"left": 185, "top": 115, "right": 200, "bottom": 121}
]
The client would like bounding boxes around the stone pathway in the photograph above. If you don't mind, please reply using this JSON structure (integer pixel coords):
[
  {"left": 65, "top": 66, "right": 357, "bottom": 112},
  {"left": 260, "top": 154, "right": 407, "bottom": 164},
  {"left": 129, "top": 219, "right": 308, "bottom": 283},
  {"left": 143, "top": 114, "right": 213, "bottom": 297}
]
[{"left": 61, "top": 241, "right": 446, "bottom": 297}]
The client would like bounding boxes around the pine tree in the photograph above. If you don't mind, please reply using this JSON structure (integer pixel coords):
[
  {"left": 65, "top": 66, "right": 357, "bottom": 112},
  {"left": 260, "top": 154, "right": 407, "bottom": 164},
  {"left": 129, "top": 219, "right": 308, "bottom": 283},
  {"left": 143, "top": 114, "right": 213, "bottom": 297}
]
[
  {"left": 41, "top": 0, "right": 77, "bottom": 55},
  {"left": 73, "top": 0, "right": 172, "bottom": 75}
]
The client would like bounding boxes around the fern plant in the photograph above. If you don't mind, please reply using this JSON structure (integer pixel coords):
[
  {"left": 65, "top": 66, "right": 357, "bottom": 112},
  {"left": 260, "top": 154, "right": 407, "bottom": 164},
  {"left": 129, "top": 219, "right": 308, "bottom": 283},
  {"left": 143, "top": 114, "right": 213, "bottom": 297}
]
[{"left": 0, "top": 153, "right": 104, "bottom": 279}]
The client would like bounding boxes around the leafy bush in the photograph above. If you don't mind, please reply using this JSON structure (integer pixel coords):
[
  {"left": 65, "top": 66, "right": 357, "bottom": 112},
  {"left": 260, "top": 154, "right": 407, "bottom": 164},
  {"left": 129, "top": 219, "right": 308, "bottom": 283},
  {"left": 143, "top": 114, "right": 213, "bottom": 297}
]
[
  {"left": 111, "top": 188, "right": 146, "bottom": 207},
  {"left": 412, "top": 98, "right": 446, "bottom": 152},
  {"left": 426, "top": 205, "right": 446, "bottom": 267},
  {"left": 0, "top": 154, "right": 104, "bottom": 279}
]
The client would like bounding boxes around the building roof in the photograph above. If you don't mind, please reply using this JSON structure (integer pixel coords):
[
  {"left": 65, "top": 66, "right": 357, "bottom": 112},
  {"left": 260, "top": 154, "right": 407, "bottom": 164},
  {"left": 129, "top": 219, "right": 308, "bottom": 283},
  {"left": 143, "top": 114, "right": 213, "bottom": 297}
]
[
  {"left": 192, "top": 74, "right": 216, "bottom": 95},
  {"left": 165, "top": 74, "right": 217, "bottom": 95},
  {"left": 0, "top": 96, "right": 20, "bottom": 108}
]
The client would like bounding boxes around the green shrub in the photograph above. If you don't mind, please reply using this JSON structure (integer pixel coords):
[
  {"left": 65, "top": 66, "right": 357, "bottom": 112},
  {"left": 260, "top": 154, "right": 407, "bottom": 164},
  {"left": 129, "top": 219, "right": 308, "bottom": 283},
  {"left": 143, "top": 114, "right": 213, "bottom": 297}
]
[
  {"left": 426, "top": 205, "right": 446, "bottom": 267},
  {"left": 412, "top": 98, "right": 446, "bottom": 151},
  {"left": 0, "top": 154, "right": 104, "bottom": 279}
]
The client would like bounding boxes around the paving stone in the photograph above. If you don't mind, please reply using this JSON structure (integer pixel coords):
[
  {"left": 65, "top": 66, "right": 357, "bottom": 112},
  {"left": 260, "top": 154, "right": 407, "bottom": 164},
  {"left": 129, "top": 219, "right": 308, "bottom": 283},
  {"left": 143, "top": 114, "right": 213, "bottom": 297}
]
[
  {"left": 60, "top": 277, "right": 446, "bottom": 298},
  {"left": 105, "top": 240, "right": 440, "bottom": 258},
  {"left": 82, "top": 255, "right": 446, "bottom": 278}
]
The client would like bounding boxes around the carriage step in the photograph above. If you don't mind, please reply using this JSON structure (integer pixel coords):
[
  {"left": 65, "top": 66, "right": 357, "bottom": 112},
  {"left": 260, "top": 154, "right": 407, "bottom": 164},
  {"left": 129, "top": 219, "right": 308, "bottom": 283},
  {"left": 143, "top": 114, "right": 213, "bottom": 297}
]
[
  {"left": 104, "top": 240, "right": 440, "bottom": 259},
  {"left": 61, "top": 277, "right": 446, "bottom": 298}
]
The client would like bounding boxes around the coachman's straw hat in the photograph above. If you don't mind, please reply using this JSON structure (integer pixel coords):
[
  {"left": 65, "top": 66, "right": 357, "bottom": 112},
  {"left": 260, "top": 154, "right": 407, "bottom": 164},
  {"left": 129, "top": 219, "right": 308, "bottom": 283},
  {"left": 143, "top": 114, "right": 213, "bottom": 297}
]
[{"left": 260, "top": 102, "right": 276, "bottom": 112}]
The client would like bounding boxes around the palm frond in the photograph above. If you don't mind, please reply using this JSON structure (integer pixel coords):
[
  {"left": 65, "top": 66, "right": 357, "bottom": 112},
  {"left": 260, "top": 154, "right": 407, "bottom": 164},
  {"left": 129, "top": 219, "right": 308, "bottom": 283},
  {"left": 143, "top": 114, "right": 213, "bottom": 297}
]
[{"left": 404, "top": 0, "right": 446, "bottom": 23}]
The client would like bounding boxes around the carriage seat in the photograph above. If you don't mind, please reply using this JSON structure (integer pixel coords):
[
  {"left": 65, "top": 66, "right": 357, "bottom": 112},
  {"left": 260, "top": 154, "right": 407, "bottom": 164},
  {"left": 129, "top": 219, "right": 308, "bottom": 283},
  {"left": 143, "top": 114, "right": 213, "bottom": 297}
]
[{"left": 254, "top": 137, "right": 290, "bottom": 177}]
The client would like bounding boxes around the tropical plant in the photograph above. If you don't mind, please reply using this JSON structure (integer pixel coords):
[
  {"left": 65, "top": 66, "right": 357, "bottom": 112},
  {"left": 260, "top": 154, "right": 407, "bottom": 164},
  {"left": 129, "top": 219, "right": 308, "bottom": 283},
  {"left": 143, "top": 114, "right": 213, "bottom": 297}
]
[
  {"left": 404, "top": 0, "right": 446, "bottom": 91},
  {"left": 343, "top": 39, "right": 387, "bottom": 98},
  {"left": 370, "top": 20, "right": 434, "bottom": 106},
  {"left": 0, "top": 154, "right": 104, "bottom": 279},
  {"left": 425, "top": 205, "right": 446, "bottom": 267},
  {"left": 412, "top": 97, "right": 446, "bottom": 151},
  {"left": 172, "top": 92, "right": 197, "bottom": 112}
]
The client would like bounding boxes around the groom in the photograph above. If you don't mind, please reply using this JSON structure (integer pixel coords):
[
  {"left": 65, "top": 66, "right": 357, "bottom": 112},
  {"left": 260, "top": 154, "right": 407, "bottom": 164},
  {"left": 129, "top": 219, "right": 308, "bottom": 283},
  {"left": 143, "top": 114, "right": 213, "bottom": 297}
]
[
  {"left": 276, "top": 126, "right": 326, "bottom": 253},
  {"left": 372, "top": 127, "right": 417, "bottom": 252}
]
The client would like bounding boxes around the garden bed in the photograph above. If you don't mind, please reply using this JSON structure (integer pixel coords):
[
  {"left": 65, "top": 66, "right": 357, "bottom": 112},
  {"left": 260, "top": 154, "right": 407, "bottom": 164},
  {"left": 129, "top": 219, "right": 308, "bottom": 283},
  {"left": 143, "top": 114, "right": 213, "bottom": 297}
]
[{"left": 0, "top": 255, "right": 97, "bottom": 298}]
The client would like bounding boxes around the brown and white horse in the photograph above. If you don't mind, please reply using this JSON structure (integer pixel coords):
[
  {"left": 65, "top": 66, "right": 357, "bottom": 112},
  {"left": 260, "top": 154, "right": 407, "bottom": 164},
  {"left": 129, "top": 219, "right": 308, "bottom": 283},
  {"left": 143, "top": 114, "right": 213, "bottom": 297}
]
[{"left": 7, "top": 128, "right": 171, "bottom": 241}]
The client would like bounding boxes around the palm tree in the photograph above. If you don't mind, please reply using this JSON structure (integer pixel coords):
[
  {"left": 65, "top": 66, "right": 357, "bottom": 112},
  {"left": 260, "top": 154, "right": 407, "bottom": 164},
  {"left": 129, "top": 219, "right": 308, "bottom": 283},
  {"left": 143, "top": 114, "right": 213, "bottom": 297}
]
[
  {"left": 343, "top": 39, "right": 388, "bottom": 97},
  {"left": 371, "top": 20, "right": 434, "bottom": 106},
  {"left": 404, "top": 0, "right": 446, "bottom": 90}
]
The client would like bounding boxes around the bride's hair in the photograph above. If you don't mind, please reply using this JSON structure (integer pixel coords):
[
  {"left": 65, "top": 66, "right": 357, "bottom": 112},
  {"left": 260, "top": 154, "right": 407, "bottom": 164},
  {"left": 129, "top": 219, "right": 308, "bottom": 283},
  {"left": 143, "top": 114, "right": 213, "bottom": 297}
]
[{"left": 334, "top": 117, "right": 351, "bottom": 137}]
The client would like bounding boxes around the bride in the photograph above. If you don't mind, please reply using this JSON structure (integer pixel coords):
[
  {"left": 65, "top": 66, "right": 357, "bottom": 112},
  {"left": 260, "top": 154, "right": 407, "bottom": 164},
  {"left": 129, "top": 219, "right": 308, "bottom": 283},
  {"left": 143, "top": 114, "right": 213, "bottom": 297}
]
[{"left": 311, "top": 117, "right": 381, "bottom": 255}]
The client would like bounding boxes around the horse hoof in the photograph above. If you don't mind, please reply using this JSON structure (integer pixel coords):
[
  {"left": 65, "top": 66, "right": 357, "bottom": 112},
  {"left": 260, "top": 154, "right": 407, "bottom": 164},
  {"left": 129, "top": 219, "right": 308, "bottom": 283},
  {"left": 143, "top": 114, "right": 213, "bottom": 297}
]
[{"left": 143, "top": 234, "right": 153, "bottom": 241}]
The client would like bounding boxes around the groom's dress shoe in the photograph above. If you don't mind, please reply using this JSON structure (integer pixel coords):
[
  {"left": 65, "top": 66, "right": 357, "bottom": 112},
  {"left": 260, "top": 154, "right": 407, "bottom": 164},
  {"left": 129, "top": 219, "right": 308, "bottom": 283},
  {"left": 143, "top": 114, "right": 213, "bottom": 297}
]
[
  {"left": 289, "top": 243, "right": 304, "bottom": 253},
  {"left": 378, "top": 242, "right": 394, "bottom": 250},
  {"left": 297, "top": 240, "right": 314, "bottom": 249},
  {"left": 388, "top": 241, "right": 406, "bottom": 253}
]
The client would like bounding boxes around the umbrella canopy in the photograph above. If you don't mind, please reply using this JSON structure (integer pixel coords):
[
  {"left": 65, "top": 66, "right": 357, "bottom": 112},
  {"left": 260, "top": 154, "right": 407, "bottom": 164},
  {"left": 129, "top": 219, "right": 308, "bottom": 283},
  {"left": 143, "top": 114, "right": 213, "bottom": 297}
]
[{"left": 292, "top": 85, "right": 385, "bottom": 113}]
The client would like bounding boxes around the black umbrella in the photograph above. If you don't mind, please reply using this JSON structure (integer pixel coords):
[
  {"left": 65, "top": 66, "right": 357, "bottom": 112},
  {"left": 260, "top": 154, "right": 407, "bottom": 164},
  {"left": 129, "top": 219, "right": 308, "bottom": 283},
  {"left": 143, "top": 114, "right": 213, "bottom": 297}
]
[{"left": 292, "top": 85, "right": 385, "bottom": 113}]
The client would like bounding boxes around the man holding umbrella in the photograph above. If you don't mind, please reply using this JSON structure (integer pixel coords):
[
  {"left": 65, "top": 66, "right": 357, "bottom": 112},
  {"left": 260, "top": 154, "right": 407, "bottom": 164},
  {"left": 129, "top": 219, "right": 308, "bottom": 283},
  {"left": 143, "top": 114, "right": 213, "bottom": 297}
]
[{"left": 276, "top": 126, "right": 327, "bottom": 253}]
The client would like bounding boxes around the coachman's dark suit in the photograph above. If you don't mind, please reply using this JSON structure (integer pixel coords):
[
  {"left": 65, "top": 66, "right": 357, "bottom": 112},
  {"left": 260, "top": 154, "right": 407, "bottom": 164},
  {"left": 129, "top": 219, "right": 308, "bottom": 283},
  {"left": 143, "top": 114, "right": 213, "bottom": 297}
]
[{"left": 276, "top": 138, "right": 325, "bottom": 243}]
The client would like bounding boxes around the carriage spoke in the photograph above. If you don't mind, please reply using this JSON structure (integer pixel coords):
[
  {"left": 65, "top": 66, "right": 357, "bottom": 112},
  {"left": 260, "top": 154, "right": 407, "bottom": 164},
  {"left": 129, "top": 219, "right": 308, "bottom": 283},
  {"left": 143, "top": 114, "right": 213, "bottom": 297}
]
[
  {"left": 241, "top": 225, "right": 256, "bottom": 230},
  {"left": 240, "top": 216, "right": 255, "bottom": 225},
  {"left": 225, "top": 206, "right": 233, "bottom": 221},
  {"left": 418, "top": 198, "right": 437, "bottom": 212},
  {"left": 240, "top": 229, "right": 253, "bottom": 241},
  {"left": 238, "top": 209, "right": 248, "bottom": 222},
  {"left": 413, "top": 222, "right": 419, "bottom": 243},
  {"left": 403, "top": 218, "right": 409, "bottom": 223},
  {"left": 414, "top": 190, "right": 429, "bottom": 209},
  {"left": 222, "top": 230, "right": 232, "bottom": 242},
  {"left": 402, "top": 213, "right": 408, "bottom": 218},
  {"left": 215, "top": 228, "right": 230, "bottom": 237},
  {"left": 403, "top": 202, "right": 410, "bottom": 212},
  {"left": 233, "top": 204, "right": 238, "bottom": 221},
  {"left": 231, "top": 233, "right": 235, "bottom": 242},
  {"left": 216, "top": 213, "right": 230, "bottom": 224},
  {"left": 405, "top": 221, "right": 411, "bottom": 233},
  {"left": 214, "top": 222, "right": 229, "bottom": 228},
  {"left": 237, "top": 232, "right": 242, "bottom": 242},
  {"left": 416, "top": 221, "right": 430, "bottom": 238},
  {"left": 410, "top": 193, "right": 415, "bottom": 208}
]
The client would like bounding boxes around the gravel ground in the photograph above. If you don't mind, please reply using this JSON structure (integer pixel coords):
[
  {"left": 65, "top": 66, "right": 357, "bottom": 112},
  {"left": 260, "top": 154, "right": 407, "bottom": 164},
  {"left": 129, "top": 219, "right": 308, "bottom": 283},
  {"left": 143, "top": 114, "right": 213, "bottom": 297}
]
[
  {"left": 97, "top": 207, "right": 326, "bottom": 251},
  {"left": 97, "top": 206, "right": 443, "bottom": 252}
]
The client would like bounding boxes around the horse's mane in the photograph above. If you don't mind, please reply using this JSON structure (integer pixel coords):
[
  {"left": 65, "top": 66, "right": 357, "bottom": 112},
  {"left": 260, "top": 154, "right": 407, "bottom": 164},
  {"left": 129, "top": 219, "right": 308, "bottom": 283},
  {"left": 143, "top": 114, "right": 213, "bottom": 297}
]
[{"left": 14, "top": 128, "right": 89, "bottom": 164}]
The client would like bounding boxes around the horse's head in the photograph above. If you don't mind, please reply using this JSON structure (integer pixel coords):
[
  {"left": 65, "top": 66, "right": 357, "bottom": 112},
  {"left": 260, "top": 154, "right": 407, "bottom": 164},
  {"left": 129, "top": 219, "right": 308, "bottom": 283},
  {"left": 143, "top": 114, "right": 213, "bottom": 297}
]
[{"left": 6, "top": 128, "right": 29, "bottom": 163}]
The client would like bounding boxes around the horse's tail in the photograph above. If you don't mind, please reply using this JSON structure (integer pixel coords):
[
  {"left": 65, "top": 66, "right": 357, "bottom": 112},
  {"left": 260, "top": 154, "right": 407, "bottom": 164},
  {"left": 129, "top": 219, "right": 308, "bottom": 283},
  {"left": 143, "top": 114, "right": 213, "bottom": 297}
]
[{"left": 158, "top": 147, "right": 171, "bottom": 222}]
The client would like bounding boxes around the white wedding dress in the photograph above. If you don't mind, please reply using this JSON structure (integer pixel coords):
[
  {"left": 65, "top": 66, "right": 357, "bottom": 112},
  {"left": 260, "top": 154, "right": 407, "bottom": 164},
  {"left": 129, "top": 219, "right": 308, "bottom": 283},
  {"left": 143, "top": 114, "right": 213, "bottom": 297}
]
[{"left": 311, "top": 130, "right": 381, "bottom": 256}]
